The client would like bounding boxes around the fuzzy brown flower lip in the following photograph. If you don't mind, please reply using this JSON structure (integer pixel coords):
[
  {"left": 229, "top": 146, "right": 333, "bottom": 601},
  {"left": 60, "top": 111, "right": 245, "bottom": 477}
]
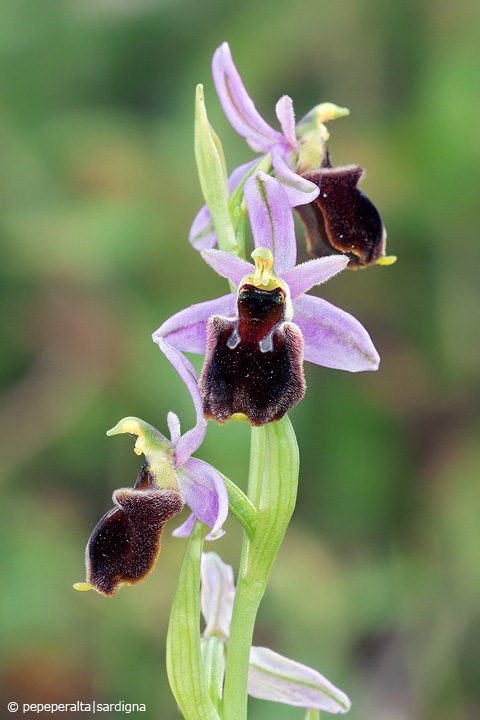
[
  {"left": 75, "top": 463, "right": 184, "bottom": 597},
  {"left": 199, "top": 281, "right": 305, "bottom": 427},
  {"left": 296, "top": 165, "right": 395, "bottom": 268}
]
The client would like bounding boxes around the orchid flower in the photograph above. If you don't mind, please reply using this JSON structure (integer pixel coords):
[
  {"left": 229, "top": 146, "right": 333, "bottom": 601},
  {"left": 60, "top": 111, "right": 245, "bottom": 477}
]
[
  {"left": 155, "top": 171, "right": 379, "bottom": 426},
  {"left": 190, "top": 41, "right": 392, "bottom": 268},
  {"left": 200, "top": 552, "right": 351, "bottom": 714},
  {"left": 211, "top": 42, "right": 328, "bottom": 208},
  {"left": 74, "top": 414, "right": 228, "bottom": 597}
]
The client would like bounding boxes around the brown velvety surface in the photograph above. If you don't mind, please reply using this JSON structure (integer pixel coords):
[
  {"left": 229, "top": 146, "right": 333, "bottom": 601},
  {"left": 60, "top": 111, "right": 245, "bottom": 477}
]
[{"left": 86, "top": 465, "right": 183, "bottom": 597}]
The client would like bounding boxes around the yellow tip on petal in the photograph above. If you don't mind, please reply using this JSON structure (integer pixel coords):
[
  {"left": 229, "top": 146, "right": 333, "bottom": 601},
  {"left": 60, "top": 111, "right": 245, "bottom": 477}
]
[
  {"left": 105, "top": 416, "right": 176, "bottom": 491},
  {"left": 106, "top": 417, "right": 149, "bottom": 457},
  {"left": 107, "top": 418, "right": 142, "bottom": 437},
  {"left": 315, "top": 102, "right": 350, "bottom": 123},
  {"left": 74, "top": 582, "right": 94, "bottom": 592},
  {"left": 231, "top": 413, "right": 248, "bottom": 422},
  {"left": 376, "top": 255, "right": 397, "bottom": 266}
]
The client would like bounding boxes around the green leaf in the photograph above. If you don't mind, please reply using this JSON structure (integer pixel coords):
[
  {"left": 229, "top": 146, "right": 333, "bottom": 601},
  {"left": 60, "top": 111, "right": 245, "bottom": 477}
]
[
  {"left": 166, "top": 521, "right": 221, "bottom": 720},
  {"left": 251, "top": 415, "right": 300, "bottom": 577},
  {"left": 221, "top": 473, "right": 258, "bottom": 539}
]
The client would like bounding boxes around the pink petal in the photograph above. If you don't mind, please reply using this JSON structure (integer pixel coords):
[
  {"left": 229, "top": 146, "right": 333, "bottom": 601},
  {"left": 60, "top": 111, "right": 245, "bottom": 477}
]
[
  {"left": 200, "top": 553, "right": 235, "bottom": 640},
  {"left": 153, "top": 295, "right": 236, "bottom": 466},
  {"left": 293, "top": 294, "right": 380, "bottom": 371},
  {"left": 244, "top": 171, "right": 296, "bottom": 274},
  {"left": 172, "top": 512, "right": 196, "bottom": 538},
  {"left": 153, "top": 293, "right": 237, "bottom": 354},
  {"left": 271, "top": 143, "right": 320, "bottom": 207},
  {"left": 174, "top": 422, "right": 209, "bottom": 469},
  {"left": 201, "top": 249, "right": 253, "bottom": 286},
  {"left": 212, "top": 42, "right": 283, "bottom": 152},
  {"left": 281, "top": 255, "right": 348, "bottom": 300},
  {"left": 167, "top": 411, "right": 181, "bottom": 445},
  {"left": 189, "top": 205, "right": 217, "bottom": 251},
  {"left": 153, "top": 338, "right": 207, "bottom": 465},
  {"left": 248, "top": 646, "right": 351, "bottom": 713},
  {"left": 275, "top": 95, "right": 297, "bottom": 151},
  {"left": 176, "top": 457, "right": 229, "bottom": 538}
]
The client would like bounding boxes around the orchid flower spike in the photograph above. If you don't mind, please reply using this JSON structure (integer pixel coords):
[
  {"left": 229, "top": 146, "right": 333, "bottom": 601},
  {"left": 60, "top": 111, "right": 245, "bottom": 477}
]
[
  {"left": 154, "top": 172, "right": 380, "bottom": 427},
  {"left": 200, "top": 552, "right": 351, "bottom": 714},
  {"left": 191, "top": 41, "right": 393, "bottom": 268},
  {"left": 74, "top": 415, "right": 228, "bottom": 597}
]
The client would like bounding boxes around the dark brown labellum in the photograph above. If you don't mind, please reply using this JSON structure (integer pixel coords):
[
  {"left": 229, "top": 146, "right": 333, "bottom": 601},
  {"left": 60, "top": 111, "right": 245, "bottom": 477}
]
[
  {"left": 85, "top": 464, "right": 183, "bottom": 597},
  {"left": 295, "top": 165, "right": 387, "bottom": 268},
  {"left": 199, "top": 284, "right": 305, "bottom": 426}
]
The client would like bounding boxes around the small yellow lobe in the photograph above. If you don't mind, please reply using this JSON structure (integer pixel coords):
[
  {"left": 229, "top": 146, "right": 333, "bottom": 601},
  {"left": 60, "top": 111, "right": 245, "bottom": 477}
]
[
  {"left": 122, "top": 419, "right": 142, "bottom": 435},
  {"left": 73, "top": 582, "right": 94, "bottom": 592},
  {"left": 315, "top": 102, "right": 350, "bottom": 124},
  {"left": 231, "top": 413, "right": 248, "bottom": 422},
  {"left": 376, "top": 255, "right": 397, "bottom": 266}
]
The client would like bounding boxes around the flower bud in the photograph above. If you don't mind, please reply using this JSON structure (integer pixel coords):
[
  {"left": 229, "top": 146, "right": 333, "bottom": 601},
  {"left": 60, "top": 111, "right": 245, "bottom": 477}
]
[{"left": 195, "top": 84, "right": 238, "bottom": 256}]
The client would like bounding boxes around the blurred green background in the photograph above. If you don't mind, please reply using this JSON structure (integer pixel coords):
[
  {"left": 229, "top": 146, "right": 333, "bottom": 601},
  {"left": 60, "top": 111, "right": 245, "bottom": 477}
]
[{"left": 1, "top": 0, "right": 479, "bottom": 718}]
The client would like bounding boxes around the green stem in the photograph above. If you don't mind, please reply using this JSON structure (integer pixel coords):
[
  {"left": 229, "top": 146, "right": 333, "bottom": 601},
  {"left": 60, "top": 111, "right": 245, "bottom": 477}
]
[
  {"left": 166, "top": 521, "right": 221, "bottom": 720},
  {"left": 222, "top": 416, "right": 299, "bottom": 720}
]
